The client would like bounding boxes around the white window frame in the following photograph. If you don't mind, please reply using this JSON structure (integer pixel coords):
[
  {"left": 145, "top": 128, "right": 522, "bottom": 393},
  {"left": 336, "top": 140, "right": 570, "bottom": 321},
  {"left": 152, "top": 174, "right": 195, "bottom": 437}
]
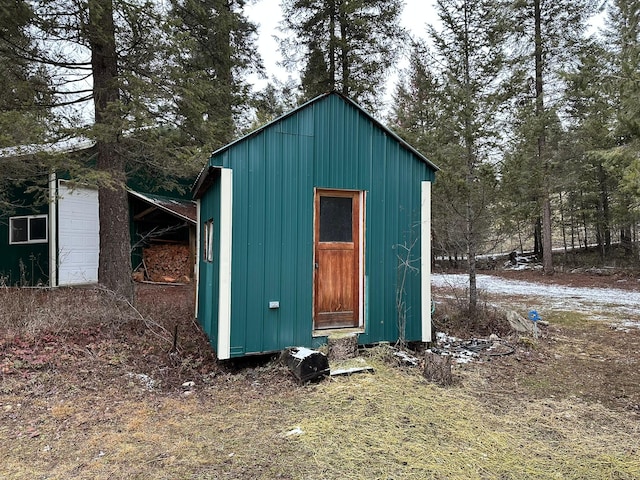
[{"left": 9, "top": 215, "right": 48, "bottom": 245}]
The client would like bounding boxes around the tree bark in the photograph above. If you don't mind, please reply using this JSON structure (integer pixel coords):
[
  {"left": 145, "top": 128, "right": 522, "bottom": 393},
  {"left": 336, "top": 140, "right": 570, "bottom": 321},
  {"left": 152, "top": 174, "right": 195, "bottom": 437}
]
[
  {"left": 89, "top": 0, "right": 133, "bottom": 300},
  {"left": 461, "top": 1, "right": 477, "bottom": 313},
  {"left": 534, "top": 0, "right": 553, "bottom": 275},
  {"left": 533, "top": 217, "right": 542, "bottom": 256},
  {"left": 339, "top": 10, "right": 350, "bottom": 96},
  {"left": 214, "top": 0, "right": 235, "bottom": 145},
  {"left": 328, "top": 0, "right": 336, "bottom": 91},
  {"left": 597, "top": 164, "right": 611, "bottom": 255}
]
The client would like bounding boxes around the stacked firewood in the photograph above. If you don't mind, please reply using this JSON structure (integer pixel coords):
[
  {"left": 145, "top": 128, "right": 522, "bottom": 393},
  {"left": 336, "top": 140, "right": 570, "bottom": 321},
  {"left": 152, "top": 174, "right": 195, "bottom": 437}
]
[{"left": 134, "top": 244, "right": 191, "bottom": 283}]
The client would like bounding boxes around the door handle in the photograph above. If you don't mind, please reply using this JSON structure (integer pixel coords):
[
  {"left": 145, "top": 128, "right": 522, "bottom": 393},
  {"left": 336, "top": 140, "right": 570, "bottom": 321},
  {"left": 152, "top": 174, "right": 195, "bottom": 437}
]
[{"left": 314, "top": 262, "right": 319, "bottom": 269}]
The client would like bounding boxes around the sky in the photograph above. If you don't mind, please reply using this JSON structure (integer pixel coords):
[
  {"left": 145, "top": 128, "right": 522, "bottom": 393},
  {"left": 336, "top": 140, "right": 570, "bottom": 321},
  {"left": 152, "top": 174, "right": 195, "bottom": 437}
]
[{"left": 244, "top": 0, "right": 439, "bottom": 102}]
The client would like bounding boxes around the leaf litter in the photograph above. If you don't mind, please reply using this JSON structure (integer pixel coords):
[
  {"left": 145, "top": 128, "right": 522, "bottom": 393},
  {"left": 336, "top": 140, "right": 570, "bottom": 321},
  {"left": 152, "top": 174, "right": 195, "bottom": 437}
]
[{"left": 0, "top": 277, "right": 639, "bottom": 479}]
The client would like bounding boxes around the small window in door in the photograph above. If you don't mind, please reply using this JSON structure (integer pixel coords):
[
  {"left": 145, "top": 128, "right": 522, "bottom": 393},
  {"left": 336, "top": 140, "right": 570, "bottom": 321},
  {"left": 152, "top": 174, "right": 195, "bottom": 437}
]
[
  {"left": 319, "top": 196, "right": 352, "bottom": 242},
  {"left": 203, "top": 219, "right": 213, "bottom": 262}
]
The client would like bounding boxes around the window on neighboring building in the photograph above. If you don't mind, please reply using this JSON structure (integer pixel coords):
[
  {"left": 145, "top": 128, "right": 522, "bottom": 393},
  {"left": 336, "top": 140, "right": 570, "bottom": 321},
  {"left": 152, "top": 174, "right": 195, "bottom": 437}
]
[
  {"left": 203, "top": 219, "right": 213, "bottom": 262},
  {"left": 9, "top": 215, "right": 48, "bottom": 244}
]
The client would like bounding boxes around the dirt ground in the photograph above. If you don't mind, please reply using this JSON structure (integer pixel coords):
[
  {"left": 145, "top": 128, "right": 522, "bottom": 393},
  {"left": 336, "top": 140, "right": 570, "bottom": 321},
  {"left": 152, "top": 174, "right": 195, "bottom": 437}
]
[
  {"left": 433, "top": 268, "right": 640, "bottom": 414},
  {"left": 1, "top": 273, "right": 639, "bottom": 479}
]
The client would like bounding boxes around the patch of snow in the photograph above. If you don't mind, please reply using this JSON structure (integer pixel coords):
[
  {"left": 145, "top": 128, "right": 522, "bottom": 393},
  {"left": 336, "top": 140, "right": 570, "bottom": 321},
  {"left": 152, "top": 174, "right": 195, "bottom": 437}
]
[
  {"left": 432, "top": 273, "right": 640, "bottom": 328},
  {"left": 284, "top": 427, "right": 304, "bottom": 436},
  {"left": 126, "top": 372, "right": 156, "bottom": 390}
]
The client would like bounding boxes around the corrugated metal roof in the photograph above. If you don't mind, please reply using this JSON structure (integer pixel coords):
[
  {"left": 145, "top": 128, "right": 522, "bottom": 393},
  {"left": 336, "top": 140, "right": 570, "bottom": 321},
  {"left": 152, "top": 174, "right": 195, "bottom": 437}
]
[
  {"left": 128, "top": 190, "right": 196, "bottom": 224},
  {"left": 0, "top": 137, "right": 95, "bottom": 157}
]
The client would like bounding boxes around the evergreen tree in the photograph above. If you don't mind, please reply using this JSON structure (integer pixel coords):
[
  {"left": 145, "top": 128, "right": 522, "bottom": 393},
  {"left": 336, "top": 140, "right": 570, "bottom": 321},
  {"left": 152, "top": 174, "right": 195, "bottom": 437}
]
[
  {"left": 280, "top": 0, "right": 407, "bottom": 110},
  {"left": 601, "top": 0, "right": 640, "bottom": 255},
  {"left": 562, "top": 41, "right": 618, "bottom": 257},
  {"left": 389, "top": 41, "right": 441, "bottom": 152},
  {"left": 507, "top": 0, "right": 597, "bottom": 273},
  {"left": 0, "top": 1, "right": 52, "bottom": 148},
  {"left": 166, "top": 0, "right": 262, "bottom": 152},
  {"left": 249, "top": 78, "right": 299, "bottom": 129},
  {"left": 389, "top": 41, "right": 461, "bottom": 267},
  {"left": 427, "top": 0, "right": 509, "bottom": 312},
  {"left": 2, "top": 0, "right": 181, "bottom": 298},
  {"left": 0, "top": 0, "right": 55, "bottom": 213}
]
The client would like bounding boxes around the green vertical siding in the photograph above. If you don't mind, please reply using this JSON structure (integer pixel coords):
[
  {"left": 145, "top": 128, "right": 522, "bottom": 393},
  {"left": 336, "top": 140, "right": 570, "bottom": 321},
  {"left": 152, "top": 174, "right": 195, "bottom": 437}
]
[
  {"left": 197, "top": 93, "right": 435, "bottom": 357},
  {"left": 0, "top": 186, "right": 50, "bottom": 286},
  {"left": 197, "top": 176, "right": 221, "bottom": 352}
]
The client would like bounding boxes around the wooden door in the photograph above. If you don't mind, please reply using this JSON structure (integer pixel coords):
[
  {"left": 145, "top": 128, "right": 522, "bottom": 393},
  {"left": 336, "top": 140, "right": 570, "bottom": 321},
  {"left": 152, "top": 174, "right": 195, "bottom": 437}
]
[{"left": 314, "top": 190, "right": 361, "bottom": 330}]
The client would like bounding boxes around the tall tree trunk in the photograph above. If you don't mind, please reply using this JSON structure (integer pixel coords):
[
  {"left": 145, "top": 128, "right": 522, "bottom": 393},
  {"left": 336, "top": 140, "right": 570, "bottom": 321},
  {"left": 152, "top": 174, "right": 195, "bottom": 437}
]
[
  {"left": 621, "top": 226, "right": 633, "bottom": 256},
  {"left": 597, "top": 163, "right": 611, "bottom": 256},
  {"left": 462, "top": 1, "right": 477, "bottom": 314},
  {"left": 534, "top": 217, "right": 542, "bottom": 255},
  {"left": 216, "top": 0, "right": 234, "bottom": 145},
  {"left": 559, "top": 190, "right": 567, "bottom": 257},
  {"left": 339, "top": 11, "right": 349, "bottom": 96},
  {"left": 534, "top": 0, "right": 553, "bottom": 274},
  {"left": 89, "top": 0, "right": 133, "bottom": 300},
  {"left": 328, "top": 0, "right": 336, "bottom": 90}
]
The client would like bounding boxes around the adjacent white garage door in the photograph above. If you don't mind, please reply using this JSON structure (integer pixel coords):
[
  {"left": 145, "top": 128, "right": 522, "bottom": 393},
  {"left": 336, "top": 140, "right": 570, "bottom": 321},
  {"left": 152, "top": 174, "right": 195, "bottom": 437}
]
[{"left": 58, "top": 181, "right": 100, "bottom": 285}]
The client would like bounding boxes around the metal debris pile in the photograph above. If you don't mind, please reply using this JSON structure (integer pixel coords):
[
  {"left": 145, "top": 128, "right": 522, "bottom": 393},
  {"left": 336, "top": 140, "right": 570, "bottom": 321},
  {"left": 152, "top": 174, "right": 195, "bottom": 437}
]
[{"left": 428, "top": 332, "right": 515, "bottom": 364}]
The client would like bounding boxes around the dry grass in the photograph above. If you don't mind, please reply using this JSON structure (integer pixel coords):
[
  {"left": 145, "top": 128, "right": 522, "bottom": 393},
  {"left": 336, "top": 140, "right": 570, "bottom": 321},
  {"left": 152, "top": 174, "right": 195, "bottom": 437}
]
[
  {"left": 0, "top": 286, "right": 139, "bottom": 337},
  {"left": 1, "top": 355, "right": 638, "bottom": 479},
  {"left": 1, "top": 283, "right": 639, "bottom": 479}
]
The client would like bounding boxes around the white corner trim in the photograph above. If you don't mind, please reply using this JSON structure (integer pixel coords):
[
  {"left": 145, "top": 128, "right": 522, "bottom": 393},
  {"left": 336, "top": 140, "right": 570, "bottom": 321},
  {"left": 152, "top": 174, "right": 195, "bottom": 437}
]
[
  {"left": 421, "top": 181, "right": 432, "bottom": 342},
  {"left": 194, "top": 199, "right": 201, "bottom": 318},
  {"left": 359, "top": 190, "right": 365, "bottom": 328},
  {"left": 218, "top": 169, "right": 233, "bottom": 359},
  {"left": 49, "top": 172, "right": 57, "bottom": 287}
]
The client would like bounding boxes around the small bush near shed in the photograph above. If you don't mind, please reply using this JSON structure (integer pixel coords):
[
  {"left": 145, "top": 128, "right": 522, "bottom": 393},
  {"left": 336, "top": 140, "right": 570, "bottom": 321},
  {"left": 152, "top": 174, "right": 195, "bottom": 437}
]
[{"left": 432, "top": 295, "right": 512, "bottom": 338}]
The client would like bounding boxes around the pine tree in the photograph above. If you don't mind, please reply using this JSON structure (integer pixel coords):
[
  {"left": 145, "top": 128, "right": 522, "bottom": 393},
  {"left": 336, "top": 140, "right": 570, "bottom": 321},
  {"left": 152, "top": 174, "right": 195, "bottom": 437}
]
[
  {"left": 0, "top": 1, "right": 55, "bottom": 213},
  {"left": 389, "top": 41, "right": 441, "bottom": 152},
  {"left": 507, "top": 0, "right": 597, "bottom": 273},
  {"left": 3, "top": 0, "right": 179, "bottom": 298},
  {"left": 427, "top": 0, "right": 509, "bottom": 313},
  {"left": 249, "top": 79, "right": 299, "bottom": 129},
  {"left": 0, "top": 1, "right": 52, "bottom": 148},
  {"left": 280, "top": 0, "right": 407, "bottom": 110},
  {"left": 561, "top": 40, "right": 619, "bottom": 258},
  {"left": 600, "top": 0, "right": 640, "bottom": 255},
  {"left": 166, "top": 0, "right": 261, "bottom": 152}
]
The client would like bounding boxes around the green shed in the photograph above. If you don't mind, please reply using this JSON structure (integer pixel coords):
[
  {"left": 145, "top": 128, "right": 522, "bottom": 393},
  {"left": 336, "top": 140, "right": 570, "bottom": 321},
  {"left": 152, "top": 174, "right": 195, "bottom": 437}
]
[{"left": 193, "top": 92, "right": 438, "bottom": 359}]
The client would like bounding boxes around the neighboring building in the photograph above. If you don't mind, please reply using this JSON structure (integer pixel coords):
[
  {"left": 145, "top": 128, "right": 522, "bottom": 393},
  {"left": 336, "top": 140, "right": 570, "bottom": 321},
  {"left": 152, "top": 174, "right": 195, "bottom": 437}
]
[
  {"left": 0, "top": 141, "right": 196, "bottom": 287},
  {"left": 193, "top": 92, "right": 438, "bottom": 359}
]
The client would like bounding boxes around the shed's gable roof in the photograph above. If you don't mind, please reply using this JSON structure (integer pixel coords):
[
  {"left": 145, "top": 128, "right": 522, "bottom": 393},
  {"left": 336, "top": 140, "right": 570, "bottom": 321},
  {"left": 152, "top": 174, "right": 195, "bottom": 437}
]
[{"left": 193, "top": 91, "right": 438, "bottom": 197}]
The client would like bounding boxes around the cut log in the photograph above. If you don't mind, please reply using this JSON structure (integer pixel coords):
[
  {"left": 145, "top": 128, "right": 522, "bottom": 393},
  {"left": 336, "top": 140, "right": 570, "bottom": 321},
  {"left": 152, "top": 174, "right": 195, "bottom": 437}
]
[
  {"left": 327, "top": 333, "right": 359, "bottom": 361},
  {"left": 286, "top": 347, "right": 330, "bottom": 383},
  {"left": 505, "top": 310, "right": 534, "bottom": 334},
  {"left": 423, "top": 351, "right": 453, "bottom": 386}
]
